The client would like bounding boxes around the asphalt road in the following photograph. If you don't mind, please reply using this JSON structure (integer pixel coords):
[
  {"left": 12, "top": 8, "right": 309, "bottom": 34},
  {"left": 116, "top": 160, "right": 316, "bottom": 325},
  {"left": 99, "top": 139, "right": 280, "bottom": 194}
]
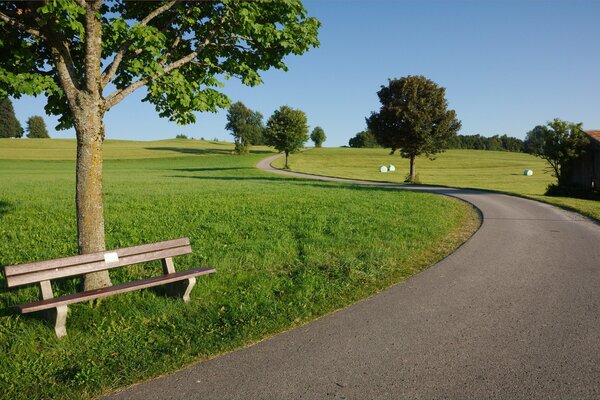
[{"left": 105, "top": 155, "right": 600, "bottom": 399}]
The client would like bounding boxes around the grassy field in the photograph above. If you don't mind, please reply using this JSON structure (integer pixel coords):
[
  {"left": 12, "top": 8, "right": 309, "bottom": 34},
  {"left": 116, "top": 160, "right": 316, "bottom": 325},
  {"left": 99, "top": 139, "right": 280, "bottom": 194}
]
[
  {"left": 273, "top": 148, "right": 600, "bottom": 220},
  {"left": 0, "top": 139, "right": 478, "bottom": 399},
  {"left": 0, "top": 137, "right": 269, "bottom": 160}
]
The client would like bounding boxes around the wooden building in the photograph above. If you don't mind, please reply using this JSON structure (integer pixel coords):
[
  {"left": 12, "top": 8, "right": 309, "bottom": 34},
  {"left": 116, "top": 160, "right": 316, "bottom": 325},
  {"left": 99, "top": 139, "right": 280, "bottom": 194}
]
[{"left": 568, "top": 130, "right": 600, "bottom": 191}]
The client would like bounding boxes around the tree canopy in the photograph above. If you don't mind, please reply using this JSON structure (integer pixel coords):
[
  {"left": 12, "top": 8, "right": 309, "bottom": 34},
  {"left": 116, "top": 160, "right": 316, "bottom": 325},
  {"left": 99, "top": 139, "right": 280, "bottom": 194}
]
[
  {"left": 0, "top": 1, "right": 320, "bottom": 290},
  {"left": 264, "top": 105, "right": 308, "bottom": 168},
  {"left": 0, "top": 98, "right": 23, "bottom": 138},
  {"left": 448, "top": 134, "right": 524, "bottom": 152},
  {"left": 530, "top": 119, "right": 589, "bottom": 187},
  {"left": 310, "top": 126, "right": 325, "bottom": 147},
  {"left": 225, "top": 101, "right": 264, "bottom": 154},
  {"left": 366, "top": 75, "right": 461, "bottom": 182},
  {"left": 0, "top": 1, "right": 320, "bottom": 128},
  {"left": 348, "top": 130, "right": 380, "bottom": 148},
  {"left": 524, "top": 125, "right": 546, "bottom": 155},
  {"left": 27, "top": 115, "right": 50, "bottom": 138}
]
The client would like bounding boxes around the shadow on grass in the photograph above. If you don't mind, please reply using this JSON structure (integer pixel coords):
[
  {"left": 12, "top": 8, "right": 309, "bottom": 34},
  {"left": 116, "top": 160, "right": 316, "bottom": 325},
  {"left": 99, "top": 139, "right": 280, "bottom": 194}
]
[
  {"left": 145, "top": 147, "right": 233, "bottom": 156},
  {"left": 170, "top": 167, "right": 254, "bottom": 173},
  {"left": 0, "top": 200, "right": 11, "bottom": 218},
  {"left": 167, "top": 174, "right": 491, "bottom": 198},
  {"left": 146, "top": 147, "right": 276, "bottom": 156}
]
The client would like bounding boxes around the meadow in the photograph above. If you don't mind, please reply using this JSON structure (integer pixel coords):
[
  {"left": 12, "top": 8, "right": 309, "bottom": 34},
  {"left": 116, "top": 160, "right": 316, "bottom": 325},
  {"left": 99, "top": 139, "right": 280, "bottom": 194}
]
[
  {"left": 273, "top": 148, "right": 600, "bottom": 221},
  {"left": 0, "top": 139, "right": 477, "bottom": 399}
]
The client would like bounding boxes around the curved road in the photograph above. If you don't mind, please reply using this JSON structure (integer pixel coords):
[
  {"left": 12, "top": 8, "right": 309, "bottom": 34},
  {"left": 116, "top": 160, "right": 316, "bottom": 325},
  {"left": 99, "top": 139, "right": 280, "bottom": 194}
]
[{"left": 106, "top": 155, "right": 600, "bottom": 399}]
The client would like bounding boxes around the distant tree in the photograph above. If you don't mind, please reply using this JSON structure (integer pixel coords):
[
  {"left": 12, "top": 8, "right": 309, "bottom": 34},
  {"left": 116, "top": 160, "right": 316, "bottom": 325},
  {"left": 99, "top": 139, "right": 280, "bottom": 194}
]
[
  {"left": 499, "top": 134, "right": 524, "bottom": 152},
  {"left": 366, "top": 76, "right": 461, "bottom": 182},
  {"left": 532, "top": 119, "right": 589, "bottom": 187},
  {"left": 26, "top": 116, "right": 50, "bottom": 138},
  {"left": 175, "top": 134, "right": 188, "bottom": 139},
  {"left": 348, "top": 130, "right": 380, "bottom": 148},
  {"left": 264, "top": 105, "right": 308, "bottom": 169},
  {"left": 0, "top": 98, "right": 23, "bottom": 138},
  {"left": 524, "top": 126, "right": 546, "bottom": 154},
  {"left": 226, "top": 102, "right": 264, "bottom": 154},
  {"left": 310, "top": 126, "right": 326, "bottom": 147}
]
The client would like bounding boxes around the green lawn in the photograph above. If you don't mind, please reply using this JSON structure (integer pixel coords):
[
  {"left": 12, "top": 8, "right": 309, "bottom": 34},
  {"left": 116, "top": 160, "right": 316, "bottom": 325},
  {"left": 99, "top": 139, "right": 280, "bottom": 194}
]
[
  {"left": 0, "top": 139, "right": 477, "bottom": 399},
  {"left": 274, "top": 148, "right": 600, "bottom": 220},
  {"left": 0, "top": 137, "right": 270, "bottom": 160}
]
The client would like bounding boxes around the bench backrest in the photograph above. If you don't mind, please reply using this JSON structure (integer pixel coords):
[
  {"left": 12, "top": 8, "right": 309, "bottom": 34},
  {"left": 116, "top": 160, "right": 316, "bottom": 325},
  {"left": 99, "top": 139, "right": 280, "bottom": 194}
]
[{"left": 4, "top": 238, "right": 192, "bottom": 288}]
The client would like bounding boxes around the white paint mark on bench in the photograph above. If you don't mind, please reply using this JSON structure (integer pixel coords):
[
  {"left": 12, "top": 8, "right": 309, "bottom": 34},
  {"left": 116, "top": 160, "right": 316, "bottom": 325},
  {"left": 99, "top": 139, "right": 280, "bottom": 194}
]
[{"left": 104, "top": 252, "right": 119, "bottom": 264}]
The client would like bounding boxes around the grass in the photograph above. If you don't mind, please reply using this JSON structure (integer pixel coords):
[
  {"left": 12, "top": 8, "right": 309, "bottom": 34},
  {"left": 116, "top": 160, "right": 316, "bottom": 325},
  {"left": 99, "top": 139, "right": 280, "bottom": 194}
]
[
  {"left": 0, "top": 137, "right": 273, "bottom": 160},
  {"left": 273, "top": 148, "right": 600, "bottom": 221},
  {"left": 0, "top": 139, "right": 478, "bottom": 399}
]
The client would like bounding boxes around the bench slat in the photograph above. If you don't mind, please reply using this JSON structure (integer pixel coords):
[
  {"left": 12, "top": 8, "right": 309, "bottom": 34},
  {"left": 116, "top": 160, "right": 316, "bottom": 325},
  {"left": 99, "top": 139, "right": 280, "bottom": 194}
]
[
  {"left": 7, "top": 245, "right": 192, "bottom": 288},
  {"left": 17, "top": 267, "right": 216, "bottom": 313},
  {"left": 4, "top": 238, "right": 190, "bottom": 278}
]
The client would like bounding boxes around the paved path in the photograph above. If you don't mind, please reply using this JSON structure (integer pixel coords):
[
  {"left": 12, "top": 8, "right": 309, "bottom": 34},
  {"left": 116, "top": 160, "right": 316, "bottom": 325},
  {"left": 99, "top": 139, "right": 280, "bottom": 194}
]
[{"left": 106, "top": 155, "right": 600, "bottom": 399}]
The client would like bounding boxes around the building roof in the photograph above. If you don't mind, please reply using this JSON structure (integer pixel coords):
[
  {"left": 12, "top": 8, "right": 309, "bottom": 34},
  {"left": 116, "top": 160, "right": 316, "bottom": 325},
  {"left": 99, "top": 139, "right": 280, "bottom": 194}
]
[{"left": 585, "top": 130, "right": 600, "bottom": 144}]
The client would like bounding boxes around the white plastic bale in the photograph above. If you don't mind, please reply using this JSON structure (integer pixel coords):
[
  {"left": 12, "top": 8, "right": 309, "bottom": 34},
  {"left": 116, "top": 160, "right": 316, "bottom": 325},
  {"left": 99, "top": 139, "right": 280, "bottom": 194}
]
[
  {"left": 524, "top": 169, "right": 533, "bottom": 176},
  {"left": 379, "top": 166, "right": 388, "bottom": 173},
  {"left": 388, "top": 165, "right": 396, "bottom": 172}
]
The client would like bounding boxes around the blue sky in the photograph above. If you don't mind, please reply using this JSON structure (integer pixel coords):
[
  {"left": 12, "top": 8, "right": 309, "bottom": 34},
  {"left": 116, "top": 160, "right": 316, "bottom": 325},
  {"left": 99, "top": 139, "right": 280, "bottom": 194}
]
[{"left": 11, "top": 0, "right": 600, "bottom": 147}]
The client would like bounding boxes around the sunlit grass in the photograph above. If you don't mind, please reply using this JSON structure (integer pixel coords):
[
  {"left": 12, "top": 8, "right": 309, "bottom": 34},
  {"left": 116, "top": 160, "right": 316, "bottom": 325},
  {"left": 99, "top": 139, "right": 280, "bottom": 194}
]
[
  {"left": 0, "top": 142, "right": 477, "bottom": 399},
  {"left": 273, "top": 148, "right": 600, "bottom": 220},
  {"left": 0, "top": 137, "right": 273, "bottom": 160}
]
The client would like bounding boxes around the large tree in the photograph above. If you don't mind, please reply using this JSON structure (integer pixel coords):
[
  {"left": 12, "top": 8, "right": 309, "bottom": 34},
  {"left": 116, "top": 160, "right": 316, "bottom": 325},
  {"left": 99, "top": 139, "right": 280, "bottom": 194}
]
[
  {"left": 531, "top": 119, "right": 589, "bottom": 187},
  {"left": 264, "top": 105, "right": 308, "bottom": 169},
  {"left": 27, "top": 115, "right": 50, "bottom": 138},
  {"left": 0, "top": 1, "right": 320, "bottom": 290},
  {"left": 0, "top": 98, "right": 23, "bottom": 138},
  {"left": 366, "top": 76, "right": 461, "bottom": 182},
  {"left": 225, "top": 101, "right": 264, "bottom": 154}
]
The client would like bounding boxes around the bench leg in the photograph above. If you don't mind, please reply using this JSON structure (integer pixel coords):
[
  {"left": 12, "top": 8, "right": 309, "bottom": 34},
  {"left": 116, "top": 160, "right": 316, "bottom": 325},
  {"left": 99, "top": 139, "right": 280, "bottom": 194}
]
[
  {"left": 164, "top": 277, "right": 196, "bottom": 303},
  {"left": 181, "top": 277, "right": 196, "bottom": 303},
  {"left": 47, "top": 305, "right": 68, "bottom": 338}
]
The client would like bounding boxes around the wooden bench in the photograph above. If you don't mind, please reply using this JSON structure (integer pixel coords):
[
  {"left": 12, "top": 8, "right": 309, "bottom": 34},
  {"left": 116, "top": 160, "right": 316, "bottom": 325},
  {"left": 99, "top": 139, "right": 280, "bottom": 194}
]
[{"left": 3, "top": 237, "right": 215, "bottom": 337}]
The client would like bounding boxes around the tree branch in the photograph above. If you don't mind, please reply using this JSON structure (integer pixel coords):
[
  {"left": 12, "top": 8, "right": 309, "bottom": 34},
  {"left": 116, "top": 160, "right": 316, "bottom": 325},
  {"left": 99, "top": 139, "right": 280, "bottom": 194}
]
[
  {"left": 0, "top": 11, "right": 46, "bottom": 39},
  {"left": 104, "top": 50, "right": 198, "bottom": 110},
  {"left": 101, "top": 0, "right": 179, "bottom": 88}
]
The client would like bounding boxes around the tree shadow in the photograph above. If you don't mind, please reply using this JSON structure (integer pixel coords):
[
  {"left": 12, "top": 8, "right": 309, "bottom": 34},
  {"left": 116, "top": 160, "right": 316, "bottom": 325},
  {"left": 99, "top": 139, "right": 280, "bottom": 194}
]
[
  {"left": 145, "top": 147, "right": 233, "bottom": 156},
  {"left": 248, "top": 149, "right": 277, "bottom": 155},
  {"left": 0, "top": 201, "right": 11, "bottom": 218},
  {"left": 170, "top": 167, "right": 254, "bottom": 173},
  {"left": 167, "top": 174, "right": 490, "bottom": 199}
]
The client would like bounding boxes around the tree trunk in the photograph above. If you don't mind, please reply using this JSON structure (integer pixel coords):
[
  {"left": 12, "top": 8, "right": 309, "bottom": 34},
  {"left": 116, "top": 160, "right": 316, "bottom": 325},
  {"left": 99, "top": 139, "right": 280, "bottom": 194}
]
[
  {"left": 74, "top": 102, "right": 112, "bottom": 291},
  {"left": 285, "top": 151, "right": 289, "bottom": 169},
  {"left": 409, "top": 154, "right": 416, "bottom": 182},
  {"left": 75, "top": 1, "right": 112, "bottom": 291}
]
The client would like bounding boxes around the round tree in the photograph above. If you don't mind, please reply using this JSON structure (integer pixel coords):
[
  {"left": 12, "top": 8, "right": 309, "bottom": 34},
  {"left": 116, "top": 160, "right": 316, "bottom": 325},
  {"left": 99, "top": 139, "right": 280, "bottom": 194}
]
[
  {"left": 0, "top": 98, "right": 23, "bottom": 138},
  {"left": 226, "top": 102, "right": 264, "bottom": 154},
  {"left": 0, "top": 2, "right": 319, "bottom": 290},
  {"left": 310, "top": 126, "right": 326, "bottom": 148},
  {"left": 265, "top": 105, "right": 308, "bottom": 169},
  {"left": 348, "top": 130, "right": 379, "bottom": 148},
  {"left": 27, "top": 115, "right": 50, "bottom": 138},
  {"left": 367, "top": 76, "right": 461, "bottom": 182}
]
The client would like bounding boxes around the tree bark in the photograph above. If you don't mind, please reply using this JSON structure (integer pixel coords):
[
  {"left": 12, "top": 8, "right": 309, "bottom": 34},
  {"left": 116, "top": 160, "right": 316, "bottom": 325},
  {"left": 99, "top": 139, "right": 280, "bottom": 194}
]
[
  {"left": 74, "top": 100, "right": 112, "bottom": 291},
  {"left": 409, "top": 154, "right": 416, "bottom": 182},
  {"left": 74, "top": 1, "right": 112, "bottom": 291}
]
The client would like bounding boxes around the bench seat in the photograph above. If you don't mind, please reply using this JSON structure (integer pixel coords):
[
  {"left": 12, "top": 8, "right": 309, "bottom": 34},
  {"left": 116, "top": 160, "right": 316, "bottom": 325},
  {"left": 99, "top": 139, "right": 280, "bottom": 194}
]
[{"left": 18, "top": 266, "right": 215, "bottom": 314}]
